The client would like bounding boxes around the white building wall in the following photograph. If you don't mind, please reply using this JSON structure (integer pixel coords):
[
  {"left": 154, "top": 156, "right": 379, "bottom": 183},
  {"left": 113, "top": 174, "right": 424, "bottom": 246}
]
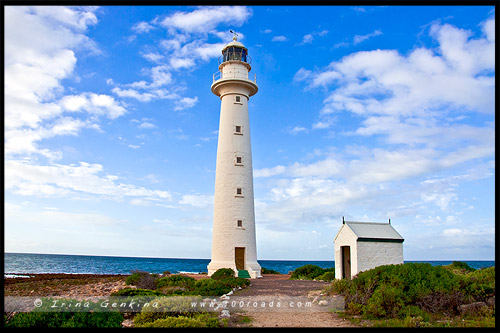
[
  {"left": 334, "top": 225, "right": 358, "bottom": 280},
  {"left": 356, "top": 241, "right": 403, "bottom": 276}
]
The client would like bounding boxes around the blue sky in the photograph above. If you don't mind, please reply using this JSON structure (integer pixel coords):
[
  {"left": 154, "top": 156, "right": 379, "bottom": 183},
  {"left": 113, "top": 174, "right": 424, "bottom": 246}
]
[{"left": 4, "top": 5, "right": 495, "bottom": 261}]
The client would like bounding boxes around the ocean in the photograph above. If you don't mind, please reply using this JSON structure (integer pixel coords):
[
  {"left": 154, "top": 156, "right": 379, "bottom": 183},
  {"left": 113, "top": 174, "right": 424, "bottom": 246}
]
[{"left": 3, "top": 252, "right": 495, "bottom": 276}]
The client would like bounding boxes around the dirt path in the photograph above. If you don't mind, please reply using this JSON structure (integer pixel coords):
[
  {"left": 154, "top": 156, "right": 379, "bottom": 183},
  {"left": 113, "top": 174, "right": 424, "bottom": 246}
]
[{"left": 231, "top": 274, "right": 357, "bottom": 328}]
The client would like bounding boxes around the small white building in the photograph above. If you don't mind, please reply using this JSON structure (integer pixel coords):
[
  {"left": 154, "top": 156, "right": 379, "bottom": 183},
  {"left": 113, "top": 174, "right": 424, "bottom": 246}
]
[{"left": 334, "top": 219, "right": 404, "bottom": 280}]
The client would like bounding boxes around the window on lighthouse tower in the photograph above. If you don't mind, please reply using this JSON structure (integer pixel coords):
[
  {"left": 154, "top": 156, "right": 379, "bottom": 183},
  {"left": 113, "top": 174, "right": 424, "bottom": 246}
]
[{"left": 236, "top": 187, "right": 243, "bottom": 197}]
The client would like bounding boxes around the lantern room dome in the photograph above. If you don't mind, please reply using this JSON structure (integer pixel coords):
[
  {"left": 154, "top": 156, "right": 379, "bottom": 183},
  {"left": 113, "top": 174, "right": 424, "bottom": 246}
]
[{"left": 222, "top": 39, "right": 246, "bottom": 51}]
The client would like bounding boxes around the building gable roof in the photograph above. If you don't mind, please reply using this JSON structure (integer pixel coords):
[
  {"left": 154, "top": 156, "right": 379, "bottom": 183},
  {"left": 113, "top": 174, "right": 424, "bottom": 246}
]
[{"left": 345, "top": 221, "right": 404, "bottom": 242}]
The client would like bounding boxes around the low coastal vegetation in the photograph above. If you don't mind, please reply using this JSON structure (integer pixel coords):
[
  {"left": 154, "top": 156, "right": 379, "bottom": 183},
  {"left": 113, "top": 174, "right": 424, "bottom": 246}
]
[
  {"left": 261, "top": 267, "right": 281, "bottom": 274},
  {"left": 290, "top": 264, "right": 335, "bottom": 281},
  {"left": 4, "top": 268, "right": 250, "bottom": 328},
  {"left": 326, "top": 261, "right": 495, "bottom": 327},
  {"left": 4, "top": 300, "right": 124, "bottom": 328}
]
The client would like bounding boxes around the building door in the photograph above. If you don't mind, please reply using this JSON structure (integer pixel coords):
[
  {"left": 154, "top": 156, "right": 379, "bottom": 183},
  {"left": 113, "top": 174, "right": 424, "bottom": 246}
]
[
  {"left": 341, "top": 246, "right": 351, "bottom": 280},
  {"left": 235, "top": 247, "right": 245, "bottom": 270}
]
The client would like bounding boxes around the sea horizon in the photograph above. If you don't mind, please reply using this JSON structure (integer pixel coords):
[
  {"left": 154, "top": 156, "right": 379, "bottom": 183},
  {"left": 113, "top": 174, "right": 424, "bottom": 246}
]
[
  {"left": 4, "top": 252, "right": 495, "bottom": 276},
  {"left": 4, "top": 251, "right": 496, "bottom": 262}
]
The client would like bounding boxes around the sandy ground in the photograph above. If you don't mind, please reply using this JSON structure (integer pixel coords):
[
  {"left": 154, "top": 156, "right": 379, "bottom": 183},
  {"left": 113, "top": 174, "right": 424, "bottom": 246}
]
[
  {"left": 231, "top": 274, "right": 358, "bottom": 328},
  {"left": 245, "top": 312, "right": 356, "bottom": 327}
]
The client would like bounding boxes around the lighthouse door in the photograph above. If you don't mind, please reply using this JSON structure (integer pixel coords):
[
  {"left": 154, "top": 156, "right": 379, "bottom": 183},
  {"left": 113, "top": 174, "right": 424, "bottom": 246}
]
[{"left": 235, "top": 247, "right": 245, "bottom": 270}]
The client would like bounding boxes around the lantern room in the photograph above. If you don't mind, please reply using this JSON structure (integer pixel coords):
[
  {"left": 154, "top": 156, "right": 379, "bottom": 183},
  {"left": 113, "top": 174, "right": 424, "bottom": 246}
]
[{"left": 219, "top": 36, "right": 250, "bottom": 65}]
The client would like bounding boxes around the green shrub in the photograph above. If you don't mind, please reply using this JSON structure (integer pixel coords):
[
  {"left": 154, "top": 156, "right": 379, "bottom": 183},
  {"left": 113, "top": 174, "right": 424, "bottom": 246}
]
[
  {"left": 125, "top": 270, "right": 157, "bottom": 289},
  {"left": 315, "top": 271, "right": 336, "bottom": 281},
  {"left": 4, "top": 298, "right": 123, "bottom": 328},
  {"left": 110, "top": 287, "right": 164, "bottom": 297},
  {"left": 290, "top": 264, "right": 327, "bottom": 280},
  {"left": 192, "top": 279, "right": 232, "bottom": 296},
  {"left": 188, "top": 275, "right": 249, "bottom": 297},
  {"left": 210, "top": 268, "right": 235, "bottom": 280},
  {"left": 329, "top": 278, "right": 350, "bottom": 294},
  {"left": 365, "top": 284, "right": 405, "bottom": 318},
  {"left": 466, "top": 267, "right": 495, "bottom": 288},
  {"left": 156, "top": 275, "right": 196, "bottom": 290},
  {"left": 334, "top": 263, "right": 495, "bottom": 321},
  {"left": 261, "top": 267, "right": 281, "bottom": 274},
  {"left": 133, "top": 296, "right": 202, "bottom": 325},
  {"left": 290, "top": 264, "right": 335, "bottom": 280},
  {"left": 59, "top": 312, "right": 124, "bottom": 328},
  {"left": 451, "top": 261, "right": 476, "bottom": 272},
  {"left": 136, "top": 313, "right": 220, "bottom": 328}
]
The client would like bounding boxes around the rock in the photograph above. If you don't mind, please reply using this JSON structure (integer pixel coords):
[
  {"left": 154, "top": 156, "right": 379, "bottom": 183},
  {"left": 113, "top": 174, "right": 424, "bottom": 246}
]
[
  {"left": 121, "top": 319, "right": 134, "bottom": 328},
  {"left": 486, "top": 296, "right": 495, "bottom": 306},
  {"left": 219, "top": 309, "right": 231, "bottom": 319},
  {"left": 318, "top": 300, "right": 329, "bottom": 306},
  {"left": 458, "top": 302, "right": 488, "bottom": 315}
]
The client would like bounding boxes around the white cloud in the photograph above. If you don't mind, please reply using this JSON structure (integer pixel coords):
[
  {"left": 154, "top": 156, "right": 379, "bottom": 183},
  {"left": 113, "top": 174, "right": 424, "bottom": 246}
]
[
  {"left": 160, "top": 6, "right": 251, "bottom": 33},
  {"left": 312, "top": 117, "right": 336, "bottom": 129},
  {"left": 6, "top": 203, "right": 117, "bottom": 228},
  {"left": 301, "top": 34, "right": 314, "bottom": 44},
  {"left": 272, "top": 35, "right": 288, "bottom": 42},
  {"left": 29, "top": 6, "right": 99, "bottom": 32},
  {"left": 293, "top": 68, "right": 312, "bottom": 82},
  {"left": 193, "top": 42, "right": 227, "bottom": 61},
  {"left": 112, "top": 87, "right": 156, "bottom": 102},
  {"left": 289, "top": 126, "right": 307, "bottom": 134},
  {"left": 138, "top": 121, "right": 157, "bottom": 129},
  {"left": 353, "top": 29, "right": 382, "bottom": 44},
  {"left": 112, "top": 7, "right": 252, "bottom": 108},
  {"left": 180, "top": 194, "right": 214, "bottom": 208},
  {"left": 60, "top": 93, "right": 126, "bottom": 119},
  {"left": 5, "top": 160, "right": 172, "bottom": 201},
  {"left": 169, "top": 57, "right": 195, "bottom": 69},
  {"left": 442, "top": 227, "right": 494, "bottom": 238},
  {"left": 254, "top": 165, "right": 286, "bottom": 178},
  {"left": 298, "top": 30, "right": 328, "bottom": 45},
  {"left": 141, "top": 51, "right": 163, "bottom": 63},
  {"left": 308, "top": 19, "right": 495, "bottom": 117},
  {"left": 4, "top": 6, "right": 128, "bottom": 161},
  {"left": 132, "top": 21, "right": 155, "bottom": 33},
  {"left": 174, "top": 96, "right": 199, "bottom": 111}
]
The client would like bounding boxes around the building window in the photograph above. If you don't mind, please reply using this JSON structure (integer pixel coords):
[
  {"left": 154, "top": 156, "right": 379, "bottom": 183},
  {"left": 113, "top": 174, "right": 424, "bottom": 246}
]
[
  {"left": 235, "top": 95, "right": 241, "bottom": 103},
  {"left": 236, "top": 187, "right": 243, "bottom": 196},
  {"left": 237, "top": 219, "right": 243, "bottom": 227},
  {"left": 235, "top": 156, "right": 243, "bottom": 165},
  {"left": 234, "top": 125, "right": 242, "bottom": 135}
]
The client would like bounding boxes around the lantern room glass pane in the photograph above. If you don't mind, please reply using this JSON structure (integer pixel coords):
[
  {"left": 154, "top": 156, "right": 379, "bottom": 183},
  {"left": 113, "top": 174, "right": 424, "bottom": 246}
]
[{"left": 222, "top": 47, "right": 248, "bottom": 63}]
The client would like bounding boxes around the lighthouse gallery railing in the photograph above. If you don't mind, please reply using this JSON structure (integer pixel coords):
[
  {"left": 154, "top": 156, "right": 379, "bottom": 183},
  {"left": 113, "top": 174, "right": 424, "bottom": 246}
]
[{"left": 213, "top": 71, "right": 257, "bottom": 84}]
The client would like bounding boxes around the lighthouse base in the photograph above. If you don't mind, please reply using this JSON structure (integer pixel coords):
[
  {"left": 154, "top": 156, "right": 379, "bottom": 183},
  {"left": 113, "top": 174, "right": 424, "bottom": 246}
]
[{"left": 207, "top": 260, "right": 262, "bottom": 279}]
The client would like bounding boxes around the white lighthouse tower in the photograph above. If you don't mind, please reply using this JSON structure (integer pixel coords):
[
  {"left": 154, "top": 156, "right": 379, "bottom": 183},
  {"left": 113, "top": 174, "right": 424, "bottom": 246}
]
[{"left": 207, "top": 34, "right": 261, "bottom": 279}]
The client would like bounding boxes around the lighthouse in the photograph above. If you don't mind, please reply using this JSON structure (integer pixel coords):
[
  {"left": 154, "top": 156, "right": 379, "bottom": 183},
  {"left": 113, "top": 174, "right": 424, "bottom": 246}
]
[{"left": 207, "top": 34, "right": 261, "bottom": 279}]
